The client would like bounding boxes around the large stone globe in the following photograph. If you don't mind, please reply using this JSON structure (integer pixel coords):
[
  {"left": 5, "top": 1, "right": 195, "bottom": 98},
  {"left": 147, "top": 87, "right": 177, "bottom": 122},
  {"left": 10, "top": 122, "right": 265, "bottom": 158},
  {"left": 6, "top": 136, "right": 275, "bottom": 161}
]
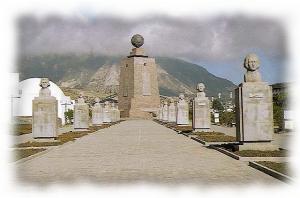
[{"left": 131, "top": 34, "right": 144, "bottom": 48}]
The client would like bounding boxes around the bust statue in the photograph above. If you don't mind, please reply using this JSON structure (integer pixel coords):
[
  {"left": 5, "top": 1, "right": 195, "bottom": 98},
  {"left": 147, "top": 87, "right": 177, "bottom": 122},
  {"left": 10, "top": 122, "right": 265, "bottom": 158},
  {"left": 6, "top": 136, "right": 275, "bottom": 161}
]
[
  {"left": 196, "top": 83, "right": 206, "bottom": 98},
  {"left": 169, "top": 98, "right": 174, "bottom": 104},
  {"left": 39, "top": 78, "right": 51, "bottom": 97},
  {"left": 163, "top": 100, "right": 168, "bottom": 106},
  {"left": 243, "top": 53, "right": 262, "bottom": 82},
  {"left": 78, "top": 92, "right": 85, "bottom": 104},
  {"left": 179, "top": 93, "right": 185, "bottom": 101},
  {"left": 104, "top": 101, "right": 110, "bottom": 108},
  {"left": 111, "top": 102, "right": 116, "bottom": 109}
]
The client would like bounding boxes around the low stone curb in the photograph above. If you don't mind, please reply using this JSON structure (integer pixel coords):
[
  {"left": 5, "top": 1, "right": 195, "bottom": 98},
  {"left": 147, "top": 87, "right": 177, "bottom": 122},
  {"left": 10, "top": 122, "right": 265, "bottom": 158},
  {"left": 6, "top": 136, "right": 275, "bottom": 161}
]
[
  {"left": 249, "top": 161, "right": 293, "bottom": 183},
  {"left": 181, "top": 133, "right": 190, "bottom": 137},
  {"left": 210, "top": 145, "right": 240, "bottom": 159},
  {"left": 211, "top": 146, "right": 289, "bottom": 162},
  {"left": 191, "top": 136, "right": 207, "bottom": 145}
]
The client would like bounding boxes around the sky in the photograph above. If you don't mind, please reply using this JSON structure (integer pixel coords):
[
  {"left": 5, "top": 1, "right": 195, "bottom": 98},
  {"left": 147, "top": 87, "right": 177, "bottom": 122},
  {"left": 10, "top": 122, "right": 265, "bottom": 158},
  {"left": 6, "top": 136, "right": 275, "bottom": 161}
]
[{"left": 18, "top": 14, "right": 287, "bottom": 85}]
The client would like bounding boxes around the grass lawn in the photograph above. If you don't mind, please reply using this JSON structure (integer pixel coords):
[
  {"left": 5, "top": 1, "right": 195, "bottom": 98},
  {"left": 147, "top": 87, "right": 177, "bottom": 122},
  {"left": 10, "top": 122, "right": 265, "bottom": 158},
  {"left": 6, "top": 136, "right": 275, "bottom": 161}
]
[
  {"left": 11, "top": 124, "right": 32, "bottom": 136},
  {"left": 14, "top": 122, "right": 119, "bottom": 148},
  {"left": 257, "top": 161, "right": 291, "bottom": 176},
  {"left": 195, "top": 132, "right": 236, "bottom": 142},
  {"left": 16, "top": 141, "right": 61, "bottom": 148},
  {"left": 234, "top": 150, "right": 288, "bottom": 157},
  {"left": 14, "top": 131, "right": 90, "bottom": 148},
  {"left": 14, "top": 148, "right": 46, "bottom": 161}
]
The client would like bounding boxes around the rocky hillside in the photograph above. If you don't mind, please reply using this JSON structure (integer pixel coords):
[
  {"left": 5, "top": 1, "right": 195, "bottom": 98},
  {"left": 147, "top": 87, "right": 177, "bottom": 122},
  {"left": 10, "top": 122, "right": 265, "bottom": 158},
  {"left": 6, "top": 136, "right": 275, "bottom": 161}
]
[{"left": 18, "top": 54, "right": 236, "bottom": 97}]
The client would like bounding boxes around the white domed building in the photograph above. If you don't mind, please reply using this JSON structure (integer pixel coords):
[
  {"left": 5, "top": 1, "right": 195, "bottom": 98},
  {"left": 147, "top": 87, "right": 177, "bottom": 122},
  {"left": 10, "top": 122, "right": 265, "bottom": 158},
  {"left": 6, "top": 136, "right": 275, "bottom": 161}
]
[{"left": 12, "top": 78, "right": 74, "bottom": 125}]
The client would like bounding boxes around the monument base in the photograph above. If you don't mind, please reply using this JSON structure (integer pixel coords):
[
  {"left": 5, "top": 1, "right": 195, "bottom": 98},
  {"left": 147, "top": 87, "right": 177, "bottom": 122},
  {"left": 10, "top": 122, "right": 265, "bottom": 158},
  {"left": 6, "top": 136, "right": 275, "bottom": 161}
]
[
  {"left": 33, "top": 137, "right": 58, "bottom": 142},
  {"left": 237, "top": 142, "right": 279, "bottom": 151},
  {"left": 193, "top": 128, "right": 211, "bottom": 132},
  {"left": 73, "top": 128, "right": 89, "bottom": 131}
]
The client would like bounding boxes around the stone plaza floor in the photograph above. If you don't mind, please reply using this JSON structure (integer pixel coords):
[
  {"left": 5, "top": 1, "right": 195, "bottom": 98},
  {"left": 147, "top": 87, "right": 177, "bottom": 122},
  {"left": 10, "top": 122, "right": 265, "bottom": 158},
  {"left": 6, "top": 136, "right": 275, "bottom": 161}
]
[{"left": 15, "top": 120, "right": 283, "bottom": 185}]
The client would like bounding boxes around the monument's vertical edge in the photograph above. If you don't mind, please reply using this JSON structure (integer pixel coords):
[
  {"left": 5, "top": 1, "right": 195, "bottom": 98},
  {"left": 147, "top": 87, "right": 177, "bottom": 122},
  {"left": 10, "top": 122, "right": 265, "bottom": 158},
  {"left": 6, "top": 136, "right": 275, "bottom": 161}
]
[{"left": 118, "top": 34, "right": 160, "bottom": 119}]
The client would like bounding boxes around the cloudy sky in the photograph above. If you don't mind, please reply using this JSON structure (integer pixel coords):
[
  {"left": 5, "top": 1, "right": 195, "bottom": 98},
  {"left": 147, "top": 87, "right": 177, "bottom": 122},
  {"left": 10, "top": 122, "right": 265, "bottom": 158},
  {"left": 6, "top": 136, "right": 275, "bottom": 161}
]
[{"left": 18, "top": 14, "right": 287, "bottom": 84}]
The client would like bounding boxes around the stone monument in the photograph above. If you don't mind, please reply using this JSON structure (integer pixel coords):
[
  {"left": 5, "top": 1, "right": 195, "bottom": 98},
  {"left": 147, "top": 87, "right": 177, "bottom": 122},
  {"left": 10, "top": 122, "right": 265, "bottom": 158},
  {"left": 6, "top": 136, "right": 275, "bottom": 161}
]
[
  {"left": 168, "top": 98, "right": 176, "bottom": 123},
  {"left": 118, "top": 34, "right": 160, "bottom": 119},
  {"left": 192, "top": 83, "right": 211, "bottom": 131},
  {"left": 32, "top": 78, "right": 58, "bottom": 138},
  {"left": 158, "top": 102, "right": 163, "bottom": 120},
  {"left": 92, "top": 97, "right": 103, "bottom": 125},
  {"left": 111, "top": 102, "right": 120, "bottom": 122},
  {"left": 235, "top": 53, "right": 274, "bottom": 150},
  {"left": 74, "top": 93, "right": 89, "bottom": 129},
  {"left": 176, "top": 93, "right": 189, "bottom": 125},
  {"left": 103, "top": 101, "right": 112, "bottom": 123},
  {"left": 162, "top": 100, "right": 169, "bottom": 122}
]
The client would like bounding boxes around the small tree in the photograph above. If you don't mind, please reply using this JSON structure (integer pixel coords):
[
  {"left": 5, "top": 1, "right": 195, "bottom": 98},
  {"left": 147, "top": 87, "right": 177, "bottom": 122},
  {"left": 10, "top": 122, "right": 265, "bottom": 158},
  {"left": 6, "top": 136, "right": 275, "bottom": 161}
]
[
  {"left": 64, "top": 109, "right": 74, "bottom": 124},
  {"left": 220, "top": 111, "right": 235, "bottom": 126},
  {"left": 212, "top": 99, "right": 224, "bottom": 112},
  {"left": 273, "top": 92, "right": 287, "bottom": 129}
]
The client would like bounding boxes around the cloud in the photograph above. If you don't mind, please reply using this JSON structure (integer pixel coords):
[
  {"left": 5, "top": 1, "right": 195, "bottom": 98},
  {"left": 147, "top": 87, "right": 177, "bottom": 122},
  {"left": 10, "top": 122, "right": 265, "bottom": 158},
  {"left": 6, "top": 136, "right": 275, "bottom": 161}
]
[{"left": 17, "top": 14, "right": 287, "bottom": 83}]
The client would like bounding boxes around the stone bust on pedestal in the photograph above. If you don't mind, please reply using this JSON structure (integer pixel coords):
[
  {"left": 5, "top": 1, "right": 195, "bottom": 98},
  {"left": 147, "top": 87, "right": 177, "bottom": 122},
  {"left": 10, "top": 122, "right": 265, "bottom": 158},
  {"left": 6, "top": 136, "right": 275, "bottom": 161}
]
[
  {"left": 162, "top": 100, "right": 169, "bottom": 122},
  {"left": 243, "top": 53, "right": 262, "bottom": 82},
  {"left": 74, "top": 92, "right": 89, "bottom": 129},
  {"left": 32, "top": 78, "right": 58, "bottom": 138},
  {"left": 103, "top": 101, "right": 112, "bottom": 123},
  {"left": 168, "top": 98, "right": 176, "bottom": 123},
  {"left": 176, "top": 93, "right": 189, "bottom": 125},
  {"left": 235, "top": 53, "right": 274, "bottom": 150},
  {"left": 193, "top": 83, "right": 210, "bottom": 131},
  {"left": 92, "top": 97, "right": 103, "bottom": 125}
]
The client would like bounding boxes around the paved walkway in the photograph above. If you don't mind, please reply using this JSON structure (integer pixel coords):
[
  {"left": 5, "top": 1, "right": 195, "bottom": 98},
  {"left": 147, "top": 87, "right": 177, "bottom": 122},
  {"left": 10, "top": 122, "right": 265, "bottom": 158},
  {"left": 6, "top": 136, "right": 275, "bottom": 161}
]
[{"left": 15, "top": 120, "right": 282, "bottom": 185}]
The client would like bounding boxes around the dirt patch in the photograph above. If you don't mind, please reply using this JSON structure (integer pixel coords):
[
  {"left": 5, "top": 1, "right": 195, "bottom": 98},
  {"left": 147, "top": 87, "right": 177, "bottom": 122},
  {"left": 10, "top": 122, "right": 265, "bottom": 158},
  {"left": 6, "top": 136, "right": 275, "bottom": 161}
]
[
  {"left": 15, "top": 141, "right": 61, "bottom": 148},
  {"left": 14, "top": 148, "right": 46, "bottom": 161},
  {"left": 235, "top": 150, "right": 288, "bottom": 157},
  {"left": 195, "top": 132, "right": 236, "bottom": 142},
  {"left": 174, "top": 125, "right": 193, "bottom": 132},
  {"left": 11, "top": 124, "right": 32, "bottom": 136},
  {"left": 257, "top": 161, "right": 291, "bottom": 176}
]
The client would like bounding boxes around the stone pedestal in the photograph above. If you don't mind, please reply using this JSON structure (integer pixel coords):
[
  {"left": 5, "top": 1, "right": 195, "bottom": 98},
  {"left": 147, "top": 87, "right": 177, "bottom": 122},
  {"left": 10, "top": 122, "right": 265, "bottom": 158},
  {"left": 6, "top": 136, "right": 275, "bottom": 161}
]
[
  {"left": 168, "top": 103, "right": 176, "bottom": 123},
  {"left": 162, "top": 103, "right": 168, "bottom": 122},
  {"left": 111, "top": 107, "right": 120, "bottom": 122},
  {"left": 118, "top": 43, "right": 160, "bottom": 119},
  {"left": 103, "top": 105, "right": 112, "bottom": 123},
  {"left": 192, "top": 96, "right": 210, "bottom": 131},
  {"left": 92, "top": 103, "right": 103, "bottom": 125},
  {"left": 158, "top": 104, "right": 163, "bottom": 120},
  {"left": 32, "top": 96, "right": 58, "bottom": 138},
  {"left": 235, "top": 82, "right": 274, "bottom": 149},
  {"left": 176, "top": 100, "right": 189, "bottom": 125},
  {"left": 74, "top": 104, "right": 89, "bottom": 129}
]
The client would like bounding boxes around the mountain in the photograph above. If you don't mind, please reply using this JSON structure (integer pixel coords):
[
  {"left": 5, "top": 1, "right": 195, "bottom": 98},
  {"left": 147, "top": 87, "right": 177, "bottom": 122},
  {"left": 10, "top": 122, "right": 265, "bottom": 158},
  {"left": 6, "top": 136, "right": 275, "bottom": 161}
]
[{"left": 17, "top": 54, "right": 236, "bottom": 98}]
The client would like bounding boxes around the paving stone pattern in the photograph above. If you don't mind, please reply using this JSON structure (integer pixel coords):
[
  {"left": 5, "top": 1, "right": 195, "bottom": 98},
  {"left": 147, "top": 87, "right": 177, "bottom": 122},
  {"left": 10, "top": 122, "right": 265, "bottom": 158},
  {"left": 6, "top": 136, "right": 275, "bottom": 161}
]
[{"left": 15, "top": 120, "right": 282, "bottom": 185}]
